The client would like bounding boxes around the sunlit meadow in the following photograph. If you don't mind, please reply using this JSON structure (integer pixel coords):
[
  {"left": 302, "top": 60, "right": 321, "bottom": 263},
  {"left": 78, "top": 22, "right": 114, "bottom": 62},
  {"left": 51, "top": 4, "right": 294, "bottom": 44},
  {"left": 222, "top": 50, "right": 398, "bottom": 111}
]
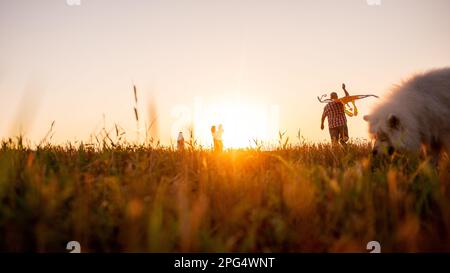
[{"left": 1, "top": 133, "right": 449, "bottom": 252}]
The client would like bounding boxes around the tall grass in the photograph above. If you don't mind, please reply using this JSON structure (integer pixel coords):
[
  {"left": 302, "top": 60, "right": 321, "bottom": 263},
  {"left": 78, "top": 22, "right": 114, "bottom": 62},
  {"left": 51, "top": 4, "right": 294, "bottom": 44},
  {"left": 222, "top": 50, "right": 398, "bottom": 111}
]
[{"left": 0, "top": 137, "right": 448, "bottom": 252}]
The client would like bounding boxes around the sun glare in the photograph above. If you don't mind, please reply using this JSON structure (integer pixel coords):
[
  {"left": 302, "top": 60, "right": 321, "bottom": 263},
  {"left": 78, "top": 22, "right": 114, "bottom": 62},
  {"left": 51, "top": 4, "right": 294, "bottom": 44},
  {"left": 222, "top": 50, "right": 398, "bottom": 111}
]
[{"left": 192, "top": 100, "right": 280, "bottom": 149}]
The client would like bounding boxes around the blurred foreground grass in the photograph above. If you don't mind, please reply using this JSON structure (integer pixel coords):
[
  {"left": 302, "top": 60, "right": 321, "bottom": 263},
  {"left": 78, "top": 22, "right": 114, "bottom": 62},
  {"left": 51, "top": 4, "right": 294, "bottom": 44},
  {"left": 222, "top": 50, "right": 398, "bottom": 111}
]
[{"left": 0, "top": 138, "right": 449, "bottom": 252}]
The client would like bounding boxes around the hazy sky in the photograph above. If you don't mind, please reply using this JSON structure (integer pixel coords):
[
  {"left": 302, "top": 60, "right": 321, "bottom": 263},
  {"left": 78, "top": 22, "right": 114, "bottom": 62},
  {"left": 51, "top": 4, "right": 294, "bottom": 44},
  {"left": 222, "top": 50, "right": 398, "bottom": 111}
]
[{"left": 1, "top": 0, "right": 450, "bottom": 147}]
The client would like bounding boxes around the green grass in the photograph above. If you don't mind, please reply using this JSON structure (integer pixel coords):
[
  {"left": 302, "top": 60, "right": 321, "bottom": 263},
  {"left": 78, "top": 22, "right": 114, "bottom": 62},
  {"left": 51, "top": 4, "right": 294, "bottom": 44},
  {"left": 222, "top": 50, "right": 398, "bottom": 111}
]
[{"left": 0, "top": 137, "right": 449, "bottom": 252}]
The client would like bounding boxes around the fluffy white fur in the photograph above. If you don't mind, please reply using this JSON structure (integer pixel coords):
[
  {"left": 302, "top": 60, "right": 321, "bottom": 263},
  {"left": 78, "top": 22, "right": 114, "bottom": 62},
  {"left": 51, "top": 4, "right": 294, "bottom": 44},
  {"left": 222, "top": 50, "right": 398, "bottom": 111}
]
[{"left": 364, "top": 67, "right": 450, "bottom": 161}]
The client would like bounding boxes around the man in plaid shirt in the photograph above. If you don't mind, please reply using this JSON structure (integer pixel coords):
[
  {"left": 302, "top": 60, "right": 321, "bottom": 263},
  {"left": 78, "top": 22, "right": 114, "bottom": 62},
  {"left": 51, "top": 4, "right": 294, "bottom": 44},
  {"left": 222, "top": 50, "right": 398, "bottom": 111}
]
[{"left": 321, "top": 92, "right": 349, "bottom": 145}]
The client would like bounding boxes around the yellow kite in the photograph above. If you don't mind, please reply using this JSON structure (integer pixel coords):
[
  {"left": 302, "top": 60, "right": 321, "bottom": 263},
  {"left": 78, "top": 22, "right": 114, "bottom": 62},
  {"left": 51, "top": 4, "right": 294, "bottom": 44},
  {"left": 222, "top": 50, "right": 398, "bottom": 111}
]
[{"left": 317, "top": 84, "right": 379, "bottom": 117}]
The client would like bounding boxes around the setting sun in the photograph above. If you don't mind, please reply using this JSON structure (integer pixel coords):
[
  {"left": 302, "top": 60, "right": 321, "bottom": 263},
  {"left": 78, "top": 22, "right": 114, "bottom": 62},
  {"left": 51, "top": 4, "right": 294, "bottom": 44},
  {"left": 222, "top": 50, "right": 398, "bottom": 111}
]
[{"left": 172, "top": 97, "right": 280, "bottom": 148}]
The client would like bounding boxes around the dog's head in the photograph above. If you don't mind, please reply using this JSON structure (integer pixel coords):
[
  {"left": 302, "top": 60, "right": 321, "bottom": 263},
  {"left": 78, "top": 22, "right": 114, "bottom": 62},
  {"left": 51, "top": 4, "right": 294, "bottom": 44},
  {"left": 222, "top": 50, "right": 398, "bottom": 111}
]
[{"left": 364, "top": 112, "right": 420, "bottom": 156}]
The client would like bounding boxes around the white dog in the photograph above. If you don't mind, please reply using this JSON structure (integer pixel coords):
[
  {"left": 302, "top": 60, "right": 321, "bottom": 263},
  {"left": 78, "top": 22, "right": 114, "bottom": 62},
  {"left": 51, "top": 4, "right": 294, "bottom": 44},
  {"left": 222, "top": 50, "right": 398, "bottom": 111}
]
[{"left": 364, "top": 67, "right": 450, "bottom": 163}]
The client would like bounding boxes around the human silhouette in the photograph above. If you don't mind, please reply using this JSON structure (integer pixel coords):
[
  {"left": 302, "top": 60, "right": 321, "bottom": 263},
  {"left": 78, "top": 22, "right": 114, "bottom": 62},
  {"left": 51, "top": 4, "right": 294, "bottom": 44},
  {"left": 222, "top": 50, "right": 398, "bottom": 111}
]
[
  {"left": 177, "top": 132, "right": 185, "bottom": 150},
  {"left": 211, "top": 125, "right": 218, "bottom": 152},
  {"left": 216, "top": 124, "right": 224, "bottom": 152},
  {"left": 320, "top": 88, "right": 349, "bottom": 146}
]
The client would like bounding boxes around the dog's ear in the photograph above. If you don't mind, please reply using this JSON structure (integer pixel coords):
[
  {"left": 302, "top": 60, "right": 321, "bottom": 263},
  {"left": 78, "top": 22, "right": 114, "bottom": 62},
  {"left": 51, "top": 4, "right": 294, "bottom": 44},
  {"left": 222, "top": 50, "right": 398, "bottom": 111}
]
[
  {"left": 363, "top": 115, "right": 370, "bottom": 122},
  {"left": 387, "top": 114, "right": 400, "bottom": 130}
]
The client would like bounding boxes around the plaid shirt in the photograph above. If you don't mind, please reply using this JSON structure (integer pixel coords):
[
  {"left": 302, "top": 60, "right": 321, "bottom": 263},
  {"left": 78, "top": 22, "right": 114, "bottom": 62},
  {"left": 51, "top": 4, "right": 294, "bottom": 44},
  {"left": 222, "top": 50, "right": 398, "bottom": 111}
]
[{"left": 324, "top": 101, "right": 347, "bottom": 128}]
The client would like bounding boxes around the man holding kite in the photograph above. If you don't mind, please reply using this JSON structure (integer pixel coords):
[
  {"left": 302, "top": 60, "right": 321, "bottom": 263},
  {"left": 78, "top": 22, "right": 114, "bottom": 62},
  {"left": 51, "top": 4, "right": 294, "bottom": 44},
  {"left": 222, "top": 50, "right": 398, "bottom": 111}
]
[
  {"left": 320, "top": 83, "right": 378, "bottom": 145},
  {"left": 321, "top": 88, "right": 349, "bottom": 145}
]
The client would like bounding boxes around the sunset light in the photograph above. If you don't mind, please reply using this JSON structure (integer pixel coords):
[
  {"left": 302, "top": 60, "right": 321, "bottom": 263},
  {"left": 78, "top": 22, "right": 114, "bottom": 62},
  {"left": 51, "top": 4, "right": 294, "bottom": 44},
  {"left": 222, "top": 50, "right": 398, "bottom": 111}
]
[
  {"left": 1, "top": 0, "right": 450, "bottom": 264},
  {"left": 194, "top": 100, "right": 280, "bottom": 148}
]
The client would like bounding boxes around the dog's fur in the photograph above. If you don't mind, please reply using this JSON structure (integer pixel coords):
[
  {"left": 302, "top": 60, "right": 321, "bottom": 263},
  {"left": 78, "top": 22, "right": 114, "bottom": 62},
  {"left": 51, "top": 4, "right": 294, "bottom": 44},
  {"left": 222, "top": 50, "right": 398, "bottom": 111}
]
[{"left": 364, "top": 67, "right": 450, "bottom": 163}]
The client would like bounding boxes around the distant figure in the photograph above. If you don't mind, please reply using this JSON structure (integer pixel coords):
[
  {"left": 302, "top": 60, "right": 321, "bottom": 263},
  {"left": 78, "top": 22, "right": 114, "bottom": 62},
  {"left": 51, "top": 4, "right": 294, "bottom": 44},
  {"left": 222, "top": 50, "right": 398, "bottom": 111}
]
[
  {"left": 211, "top": 125, "right": 218, "bottom": 151},
  {"left": 321, "top": 91, "right": 349, "bottom": 145},
  {"left": 177, "top": 132, "right": 185, "bottom": 150},
  {"left": 216, "top": 124, "right": 224, "bottom": 152}
]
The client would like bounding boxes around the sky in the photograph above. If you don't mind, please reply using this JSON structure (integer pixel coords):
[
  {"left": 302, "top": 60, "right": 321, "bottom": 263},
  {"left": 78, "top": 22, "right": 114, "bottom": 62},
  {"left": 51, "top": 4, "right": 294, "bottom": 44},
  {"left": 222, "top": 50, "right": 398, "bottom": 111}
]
[{"left": 1, "top": 0, "right": 449, "bottom": 147}]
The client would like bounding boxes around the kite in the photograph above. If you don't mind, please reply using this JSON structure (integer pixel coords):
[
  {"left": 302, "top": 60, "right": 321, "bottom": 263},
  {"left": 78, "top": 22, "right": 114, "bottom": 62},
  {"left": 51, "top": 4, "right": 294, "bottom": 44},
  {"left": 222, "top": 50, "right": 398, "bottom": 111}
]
[{"left": 317, "top": 84, "right": 379, "bottom": 117}]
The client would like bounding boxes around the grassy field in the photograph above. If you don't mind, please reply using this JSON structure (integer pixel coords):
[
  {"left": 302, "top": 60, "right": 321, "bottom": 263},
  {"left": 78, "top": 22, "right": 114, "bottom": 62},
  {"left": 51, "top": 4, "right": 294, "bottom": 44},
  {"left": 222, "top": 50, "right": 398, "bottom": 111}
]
[{"left": 0, "top": 137, "right": 449, "bottom": 252}]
